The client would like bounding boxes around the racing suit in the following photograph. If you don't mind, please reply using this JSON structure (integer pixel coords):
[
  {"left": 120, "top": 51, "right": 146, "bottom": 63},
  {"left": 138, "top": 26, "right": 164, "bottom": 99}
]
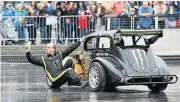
[{"left": 26, "top": 41, "right": 82, "bottom": 87}]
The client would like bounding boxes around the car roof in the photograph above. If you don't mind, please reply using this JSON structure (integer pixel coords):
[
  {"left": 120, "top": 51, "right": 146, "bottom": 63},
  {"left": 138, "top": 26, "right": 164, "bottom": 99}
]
[
  {"left": 87, "top": 30, "right": 163, "bottom": 38},
  {"left": 87, "top": 30, "right": 118, "bottom": 37}
]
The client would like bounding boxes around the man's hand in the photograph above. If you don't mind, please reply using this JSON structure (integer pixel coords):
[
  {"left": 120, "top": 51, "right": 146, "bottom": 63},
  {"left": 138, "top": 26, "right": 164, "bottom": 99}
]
[
  {"left": 80, "top": 36, "right": 87, "bottom": 43},
  {"left": 25, "top": 41, "right": 31, "bottom": 52}
]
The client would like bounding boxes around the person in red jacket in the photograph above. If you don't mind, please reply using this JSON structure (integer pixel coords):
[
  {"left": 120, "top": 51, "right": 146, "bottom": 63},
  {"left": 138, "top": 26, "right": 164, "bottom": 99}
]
[{"left": 78, "top": 10, "right": 88, "bottom": 38}]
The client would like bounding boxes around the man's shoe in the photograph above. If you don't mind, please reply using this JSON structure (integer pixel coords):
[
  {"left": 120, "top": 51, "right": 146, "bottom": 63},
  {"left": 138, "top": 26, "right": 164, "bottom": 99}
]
[{"left": 81, "top": 81, "right": 88, "bottom": 89}]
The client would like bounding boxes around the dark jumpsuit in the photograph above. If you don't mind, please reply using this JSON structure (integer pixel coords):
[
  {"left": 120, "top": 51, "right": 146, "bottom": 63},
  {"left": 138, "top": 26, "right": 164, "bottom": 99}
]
[{"left": 26, "top": 41, "right": 82, "bottom": 87}]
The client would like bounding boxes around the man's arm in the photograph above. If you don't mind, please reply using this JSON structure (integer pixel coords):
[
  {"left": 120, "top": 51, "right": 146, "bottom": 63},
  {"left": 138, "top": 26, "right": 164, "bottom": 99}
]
[
  {"left": 61, "top": 41, "right": 81, "bottom": 59},
  {"left": 99, "top": 6, "right": 106, "bottom": 17},
  {"left": 26, "top": 52, "right": 43, "bottom": 67},
  {"left": 60, "top": 37, "right": 86, "bottom": 59},
  {"left": 25, "top": 42, "right": 43, "bottom": 67}
]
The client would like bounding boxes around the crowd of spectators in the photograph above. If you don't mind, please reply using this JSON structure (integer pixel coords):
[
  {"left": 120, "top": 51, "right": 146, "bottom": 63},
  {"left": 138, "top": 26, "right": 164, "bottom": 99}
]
[{"left": 0, "top": 1, "right": 180, "bottom": 45}]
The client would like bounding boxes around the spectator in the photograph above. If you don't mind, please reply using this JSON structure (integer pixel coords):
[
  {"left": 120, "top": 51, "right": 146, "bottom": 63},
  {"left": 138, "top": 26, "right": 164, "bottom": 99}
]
[
  {"left": 153, "top": 1, "right": 167, "bottom": 28},
  {"left": 138, "top": 2, "right": 153, "bottom": 29},
  {"left": 148, "top": 1, "right": 153, "bottom": 8},
  {"left": 63, "top": 1, "right": 74, "bottom": 39},
  {"left": 170, "top": 1, "right": 180, "bottom": 12},
  {"left": 125, "top": 1, "right": 131, "bottom": 16},
  {"left": 44, "top": 1, "right": 54, "bottom": 15},
  {"left": 154, "top": 1, "right": 167, "bottom": 16},
  {"left": 93, "top": 1, "right": 106, "bottom": 28},
  {"left": 55, "top": 2, "right": 61, "bottom": 16},
  {"left": 0, "top": 2, "right": 2, "bottom": 22},
  {"left": 111, "top": 1, "right": 127, "bottom": 16},
  {"left": 130, "top": 8, "right": 138, "bottom": 17},
  {"left": 75, "top": 1, "right": 87, "bottom": 15},
  {"left": 87, "top": 1, "right": 96, "bottom": 15},
  {"left": 2, "top": 3, "right": 15, "bottom": 21},
  {"left": 78, "top": 10, "right": 87, "bottom": 37},
  {"left": 117, "top": 8, "right": 129, "bottom": 29},
  {"left": 55, "top": 2, "right": 62, "bottom": 43},
  {"left": 25, "top": 6, "right": 37, "bottom": 45},
  {"left": 165, "top": 6, "right": 179, "bottom": 29},
  {"left": 130, "top": 1, "right": 141, "bottom": 10},
  {"left": 71, "top": 2, "right": 77, "bottom": 14},
  {"left": 20, "top": 1, "right": 27, "bottom": 14},
  {"left": 153, "top": 1, "right": 157, "bottom": 8},
  {"left": 130, "top": 8, "right": 139, "bottom": 29},
  {"left": 37, "top": 3, "right": 49, "bottom": 44},
  {"left": 117, "top": 8, "right": 128, "bottom": 17},
  {"left": 30, "top": 1, "right": 38, "bottom": 15},
  {"left": 15, "top": 4, "right": 26, "bottom": 44},
  {"left": 61, "top": 2, "right": 67, "bottom": 16},
  {"left": 44, "top": 1, "right": 54, "bottom": 43},
  {"left": 71, "top": 2, "right": 79, "bottom": 39},
  {"left": 87, "top": 1, "right": 96, "bottom": 33},
  {"left": 0, "top": 1, "right": 3, "bottom": 13}
]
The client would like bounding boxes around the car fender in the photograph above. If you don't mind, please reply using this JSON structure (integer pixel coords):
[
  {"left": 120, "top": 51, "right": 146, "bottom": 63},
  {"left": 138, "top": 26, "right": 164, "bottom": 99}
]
[
  {"left": 154, "top": 56, "right": 169, "bottom": 75},
  {"left": 91, "top": 57, "right": 124, "bottom": 78}
]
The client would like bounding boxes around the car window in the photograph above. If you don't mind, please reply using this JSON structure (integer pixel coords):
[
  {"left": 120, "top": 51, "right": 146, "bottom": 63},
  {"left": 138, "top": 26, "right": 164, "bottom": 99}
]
[
  {"left": 87, "top": 38, "right": 96, "bottom": 49},
  {"left": 98, "top": 37, "right": 111, "bottom": 49}
]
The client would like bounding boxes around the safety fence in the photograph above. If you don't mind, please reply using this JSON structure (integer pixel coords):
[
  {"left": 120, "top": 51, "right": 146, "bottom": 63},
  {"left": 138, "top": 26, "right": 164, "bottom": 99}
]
[{"left": 0, "top": 14, "right": 180, "bottom": 45}]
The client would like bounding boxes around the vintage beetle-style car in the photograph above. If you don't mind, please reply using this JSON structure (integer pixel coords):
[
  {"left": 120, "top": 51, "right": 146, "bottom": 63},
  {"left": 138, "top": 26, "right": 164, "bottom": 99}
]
[{"left": 83, "top": 30, "right": 178, "bottom": 92}]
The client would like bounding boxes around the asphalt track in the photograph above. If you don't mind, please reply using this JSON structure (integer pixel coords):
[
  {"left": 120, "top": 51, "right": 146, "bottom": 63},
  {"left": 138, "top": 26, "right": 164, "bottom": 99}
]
[{"left": 1, "top": 61, "right": 180, "bottom": 102}]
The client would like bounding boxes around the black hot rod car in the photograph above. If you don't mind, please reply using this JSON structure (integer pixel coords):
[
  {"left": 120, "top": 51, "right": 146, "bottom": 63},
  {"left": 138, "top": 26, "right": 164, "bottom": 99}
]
[{"left": 82, "top": 29, "right": 178, "bottom": 92}]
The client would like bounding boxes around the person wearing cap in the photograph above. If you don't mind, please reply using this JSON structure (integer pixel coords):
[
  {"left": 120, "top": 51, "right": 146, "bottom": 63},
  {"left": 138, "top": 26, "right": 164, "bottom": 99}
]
[
  {"left": 15, "top": 4, "right": 26, "bottom": 44},
  {"left": 93, "top": 1, "right": 106, "bottom": 17},
  {"left": 2, "top": 3, "right": 15, "bottom": 20},
  {"left": 93, "top": 1, "right": 106, "bottom": 28},
  {"left": 25, "top": 36, "right": 88, "bottom": 89}
]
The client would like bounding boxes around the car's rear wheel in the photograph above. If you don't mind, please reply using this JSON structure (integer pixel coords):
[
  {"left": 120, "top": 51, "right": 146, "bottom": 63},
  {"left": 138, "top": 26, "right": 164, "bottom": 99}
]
[
  {"left": 46, "top": 76, "right": 59, "bottom": 88},
  {"left": 147, "top": 84, "right": 168, "bottom": 92},
  {"left": 88, "top": 62, "right": 117, "bottom": 92},
  {"left": 88, "top": 62, "right": 107, "bottom": 92}
]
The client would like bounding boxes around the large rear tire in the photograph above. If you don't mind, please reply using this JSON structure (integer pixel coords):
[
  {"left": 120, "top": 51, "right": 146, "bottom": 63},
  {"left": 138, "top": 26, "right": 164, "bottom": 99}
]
[
  {"left": 88, "top": 62, "right": 106, "bottom": 92},
  {"left": 88, "top": 62, "right": 117, "bottom": 92},
  {"left": 147, "top": 84, "right": 168, "bottom": 92}
]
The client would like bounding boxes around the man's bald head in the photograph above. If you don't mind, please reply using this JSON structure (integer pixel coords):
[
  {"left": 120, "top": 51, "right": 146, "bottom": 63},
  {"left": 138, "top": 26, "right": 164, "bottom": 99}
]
[
  {"left": 46, "top": 43, "right": 56, "bottom": 55},
  {"left": 143, "top": 1, "right": 148, "bottom": 9}
]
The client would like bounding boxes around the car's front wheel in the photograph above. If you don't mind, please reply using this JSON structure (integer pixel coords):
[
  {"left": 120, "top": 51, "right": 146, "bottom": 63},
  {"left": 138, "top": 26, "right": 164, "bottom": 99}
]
[
  {"left": 88, "top": 62, "right": 107, "bottom": 92},
  {"left": 147, "top": 84, "right": 168, "bottom": 92}
]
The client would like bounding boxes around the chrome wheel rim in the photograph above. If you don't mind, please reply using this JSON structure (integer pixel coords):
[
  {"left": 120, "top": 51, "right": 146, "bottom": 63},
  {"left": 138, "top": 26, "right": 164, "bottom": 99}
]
[{"left": 89, "top": 66, "right": 99, "bottom": 88}]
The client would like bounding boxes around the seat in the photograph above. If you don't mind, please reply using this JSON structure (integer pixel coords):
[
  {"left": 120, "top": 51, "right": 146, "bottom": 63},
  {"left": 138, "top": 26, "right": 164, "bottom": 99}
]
[{"left": 111, "top": 44, "right": 128, "bottom": 66}]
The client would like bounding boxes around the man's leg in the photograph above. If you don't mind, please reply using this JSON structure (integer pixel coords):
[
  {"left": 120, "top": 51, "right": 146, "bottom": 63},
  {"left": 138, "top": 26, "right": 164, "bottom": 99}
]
[
  {"left": 63, "top": 69, "right": 88, "bottom": 88},
  {"left": 54, "top": 69, "right": 88, "bottom": 88}
]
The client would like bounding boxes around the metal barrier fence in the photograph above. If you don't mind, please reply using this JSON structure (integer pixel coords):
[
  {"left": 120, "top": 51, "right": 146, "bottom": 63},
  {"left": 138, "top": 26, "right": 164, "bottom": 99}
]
[{"left": 0, "top": 15, "right": 180, "bottom": 45}]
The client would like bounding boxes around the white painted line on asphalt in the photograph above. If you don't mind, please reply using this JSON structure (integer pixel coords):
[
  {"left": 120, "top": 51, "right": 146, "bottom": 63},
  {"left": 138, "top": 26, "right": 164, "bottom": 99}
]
[
  {"left": 176, "top": 74, "right": 180, "bottom": 78},
  {"left": 0, "top": 62, "right": 31, "bottom": 65}
]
